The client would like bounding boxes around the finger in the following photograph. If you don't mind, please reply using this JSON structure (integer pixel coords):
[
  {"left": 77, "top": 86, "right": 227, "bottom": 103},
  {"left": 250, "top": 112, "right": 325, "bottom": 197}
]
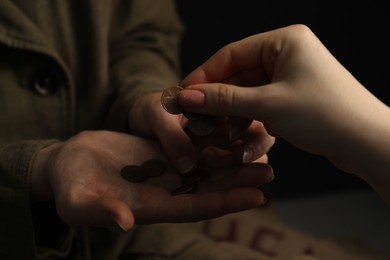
[
  {"left": 201, "top": 162, "right": 274, "bottom": 190},
  {"left": 184, "top": 117, "right": 252, "bottom": 151},
  {"left": 253, "top": 154, "right": 269, "bottom": 164},
  {"left": 156, "top": 116, "right": 198, "bottom": 174},
  {"left": 136, "top": 188, "right": 266, "bottom": 224},
  {"left": 196, "top": 116, "right": 252, "bottom": 147},
  {"left": 197, "top": 149, "right": 274, "bottom": 188},
  {"left": 199, "top": 147, "right": 240, "bottom": 167},
  {"left": 181, "top": 33, "right": 272, "bottom": 86},
  {"left": 58, "top": 195, "right": 134, "bottom": 231},
  {"left": 199, "top": 147, "right": 269, "bottom": 169},
  {"left": 178, "top": 83, "right": 277, "bottom": 121},
  {"left": 231, "top": 121, "right": 275, "bottom": 163},
  {"left": 224, "top": 117, "right": 253, "bottom": 142},
  {"left": 102, "top": 198, "right": 135, "bottom": 231}
]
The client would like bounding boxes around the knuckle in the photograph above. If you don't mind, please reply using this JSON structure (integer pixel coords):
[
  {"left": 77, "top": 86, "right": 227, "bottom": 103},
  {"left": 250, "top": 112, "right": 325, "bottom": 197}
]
[{"left": 216, "top": 84, "right": 235, "bottom": 108}]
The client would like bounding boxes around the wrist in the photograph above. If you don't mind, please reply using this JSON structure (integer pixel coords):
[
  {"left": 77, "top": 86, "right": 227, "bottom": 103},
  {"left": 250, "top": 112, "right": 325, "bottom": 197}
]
[
  {"left": 128, "top": 91, "right": 162, "bottom": 134},
  {"left": 336, "top": 102, "right": 390, "bottom": 202},
  {"left": 30, "top": 142, "right": 62, "bottom": 203}
]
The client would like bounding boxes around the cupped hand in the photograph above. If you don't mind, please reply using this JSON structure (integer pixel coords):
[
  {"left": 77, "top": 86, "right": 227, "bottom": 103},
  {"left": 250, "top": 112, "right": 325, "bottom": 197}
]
[
  {"left": 31, "top": 130, "right": 273, "bottom": 231},
  {"left": 128, "top": 92, "right": 197, "bottom": 174},
  {"left": 128, "top": 92, "right": 274, "bottom": 173},
  {"left": 185, "top": 116, "right": 274, "bottom": 164}
]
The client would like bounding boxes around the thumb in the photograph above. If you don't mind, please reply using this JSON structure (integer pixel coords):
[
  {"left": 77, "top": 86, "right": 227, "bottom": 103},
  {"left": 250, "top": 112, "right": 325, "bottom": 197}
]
[
  {"left": 156, "top": 119, "right": 198, "bottom": 174},
  {"left": 178, "top": 83, "right": 268, "bottom": 120},
  {"left": 58, "top": 196, "right": 135, "bottom": 231},
  {"left": 101, "top": 197, "right": 135, "bottom": 231}
]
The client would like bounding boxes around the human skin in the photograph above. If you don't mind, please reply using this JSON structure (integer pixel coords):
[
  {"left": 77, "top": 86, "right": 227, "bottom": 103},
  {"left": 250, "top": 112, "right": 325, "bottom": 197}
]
[
  {"left": 178, "top": 24, "right": 390, "bottom": 204},
  {"left": 30, "top": 130, "right": 273, "bottom": 231},
  {"left": 128, "top": 92, "right": 275, "bottom": 172}
]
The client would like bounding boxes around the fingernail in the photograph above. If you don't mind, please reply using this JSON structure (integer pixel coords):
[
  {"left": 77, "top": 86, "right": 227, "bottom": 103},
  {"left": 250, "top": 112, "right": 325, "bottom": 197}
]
[
  {"left": 179, "top": 89, "right": 205, "bottom": 109},
  {"left": 200, "top": 147, "right": 216, "bottom": 158},
  {"left": 262, "top": 197, "right": 268, "bottom": 206},
  {"left": 117, "top": 221, "right": 127, "bottom": 232},
  {"left": 177, "top": 155, "right": 196, "bottom": 174},
  {"left": 242, "top": 147, "right": 254, "bottom": 163},
  {"left": 267, "top": 168, "right": 275, "bottom": 182},
  {"left": 111, "top": 215, "right": 127, "bottom": 232}
]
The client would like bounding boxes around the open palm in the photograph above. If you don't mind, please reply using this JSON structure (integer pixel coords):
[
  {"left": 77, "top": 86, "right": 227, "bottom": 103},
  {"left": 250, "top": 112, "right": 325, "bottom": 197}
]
[{"left": 46, "top": 130, "right": 272, "bottom": 230}]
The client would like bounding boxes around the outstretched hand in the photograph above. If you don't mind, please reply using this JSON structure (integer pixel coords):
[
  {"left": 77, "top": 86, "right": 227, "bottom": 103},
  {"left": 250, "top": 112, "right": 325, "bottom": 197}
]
[
  {"left": 178, "top": 24, "right": 390, "bottom": 204},
  {"left": 31, "top": 130, "right": 273, "bottom": 231}
]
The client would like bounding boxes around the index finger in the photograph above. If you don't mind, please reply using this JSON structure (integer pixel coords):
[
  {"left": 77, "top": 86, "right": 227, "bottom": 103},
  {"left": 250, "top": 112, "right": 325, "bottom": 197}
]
[{"left": 181, "top": 32, "right": 277, "bottom": 87}]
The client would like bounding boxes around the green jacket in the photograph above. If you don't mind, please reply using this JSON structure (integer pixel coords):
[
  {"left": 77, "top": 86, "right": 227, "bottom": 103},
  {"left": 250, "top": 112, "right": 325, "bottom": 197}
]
[{"left": 0, "top": 0, "right": 183, "bottom": 259}]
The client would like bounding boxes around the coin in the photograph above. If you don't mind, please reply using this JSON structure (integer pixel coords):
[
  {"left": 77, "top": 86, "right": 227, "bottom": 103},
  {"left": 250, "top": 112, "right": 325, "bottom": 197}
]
[
  {"left": 161, "top": 85, "right": 218, "bottom": 136},
  {"left": 182, "top": 168, "right": 206, "bottom": 185},
  {"left": 120, "top": 158, "right": 208, "bottom": 196},
  {"left": 171, "top": 182, "right": 198, "bottom": 195},
  {"left": 161, "top": 86, "right": 184, "bottom": 114},
  {"left": 187, "top": 116, "right": 217, "bottom": 136},
  {"left": 182, "top": 111, "right": 208, "bottom": 121},
  {"left": 120, "top": 165, "right": 148, "bottom": 183},
  {"left": 141, "top": 158, "right": 167, "bottom": 177}
]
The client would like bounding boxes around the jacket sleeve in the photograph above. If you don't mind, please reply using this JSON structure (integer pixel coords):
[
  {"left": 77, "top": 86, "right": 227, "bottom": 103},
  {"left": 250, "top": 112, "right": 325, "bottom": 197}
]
[
  {"left": 104, "top": 0, "right": 184, "bottom": 132},
  {"left": 0, "top": 140, "right": 75, "bottom": 259}
]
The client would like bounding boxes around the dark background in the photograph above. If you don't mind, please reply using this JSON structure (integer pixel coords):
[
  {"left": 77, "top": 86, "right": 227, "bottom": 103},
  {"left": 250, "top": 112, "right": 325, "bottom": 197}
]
[{"left": 176, "top": 1, "right": 390, "bottom": 200}]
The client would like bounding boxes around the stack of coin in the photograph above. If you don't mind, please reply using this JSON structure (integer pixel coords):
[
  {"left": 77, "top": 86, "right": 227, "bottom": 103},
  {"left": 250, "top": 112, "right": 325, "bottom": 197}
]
[
  {"left": 161, "top": 86, "right": 217, "bottom": 136},
  {"left": 120, "top": 158, "right": 207, "bottom": 196},
  {"left": 170, "top": 166, "right": 207, "bottom": 195}
]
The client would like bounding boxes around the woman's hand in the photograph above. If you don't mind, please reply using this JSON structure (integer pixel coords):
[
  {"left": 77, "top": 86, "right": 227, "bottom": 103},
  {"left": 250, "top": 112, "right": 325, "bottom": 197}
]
[
  {"left": 178, "top": 24, "right": 390, "bottom": 203},
  {"left": 180, "top": 24, "right": 390, "bottom": 172}
]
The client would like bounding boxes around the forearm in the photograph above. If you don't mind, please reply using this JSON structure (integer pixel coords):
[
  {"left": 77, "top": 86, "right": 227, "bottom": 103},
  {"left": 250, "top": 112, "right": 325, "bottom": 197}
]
[
  {"left": 333, "top": 100, "right": 390, "bottom": 204},
  {"left": 353, "top": 107, "right": 390, "bottom": 204},
  {"left": 105, "top": 0, "right": 183, "bottom": 132}
]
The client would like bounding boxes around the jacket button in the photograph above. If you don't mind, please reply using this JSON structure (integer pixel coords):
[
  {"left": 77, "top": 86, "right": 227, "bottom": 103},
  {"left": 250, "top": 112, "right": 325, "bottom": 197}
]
[{"left": 32, "top": 68, "right": 61, "bottom": 96}]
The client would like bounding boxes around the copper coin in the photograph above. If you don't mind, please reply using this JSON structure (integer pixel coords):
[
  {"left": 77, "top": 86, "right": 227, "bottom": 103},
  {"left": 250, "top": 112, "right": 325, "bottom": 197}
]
[
  {"left": 161, "top": 86, "right": 184, "bottom": 115},
  {"left": 187, "top": 116, "right": 217, "bottom": 136},
  {"left": 182, "top": 168, "right": 206, "bottom": 185},
  {"left": 182, "top": 111, "right": 208, "bottom": 121},
  {"left": 171, "top": 182, "right": 198, "bottom": 195},
  {"left": 120, "top": 165, "right": 147, "bottom": 183},
  {"left": 141, "top": 158, "right": 167, "bottom": 177}
]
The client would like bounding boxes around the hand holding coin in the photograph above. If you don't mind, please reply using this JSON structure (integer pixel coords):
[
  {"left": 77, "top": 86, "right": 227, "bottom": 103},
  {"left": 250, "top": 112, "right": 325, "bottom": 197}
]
[
  {"left": 161, "top": 86, "right": 217, "bottom": 136},
  {"left": 163, "top": 85, "right": 275, "bottom": 164}
]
